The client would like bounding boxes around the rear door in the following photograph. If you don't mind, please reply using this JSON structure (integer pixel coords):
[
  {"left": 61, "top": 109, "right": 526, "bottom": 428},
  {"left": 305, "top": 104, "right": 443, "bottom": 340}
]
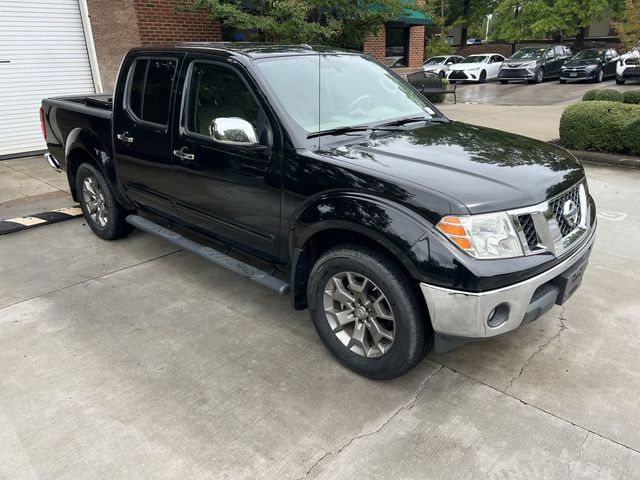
[
  {"left": 113, "top": 53, "right": 183, "bottom": 214},
  {"left": 170, "top": 56, "right": 282, "bottom": 260},
  {"left": 543, "top": 48, "right": 558, "bottom": 76}
]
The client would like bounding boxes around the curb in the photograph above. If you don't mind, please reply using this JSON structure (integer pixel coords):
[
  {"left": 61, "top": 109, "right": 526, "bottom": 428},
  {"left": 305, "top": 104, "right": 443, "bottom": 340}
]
[
  {"left": 568, "top": 149, "right": 640, "bottom": 169},
  {"left": 0, "top": 206, "right": 83, "bottom": 235}
]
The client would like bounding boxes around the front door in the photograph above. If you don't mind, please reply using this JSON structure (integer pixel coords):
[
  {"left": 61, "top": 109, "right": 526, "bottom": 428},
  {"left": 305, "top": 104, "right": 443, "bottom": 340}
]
[
  {"left": 171, "top": 58, "right": 282, "bottom": 260},
  {"left": 113, "top": 54, "right": 183, "bottom": 214}
]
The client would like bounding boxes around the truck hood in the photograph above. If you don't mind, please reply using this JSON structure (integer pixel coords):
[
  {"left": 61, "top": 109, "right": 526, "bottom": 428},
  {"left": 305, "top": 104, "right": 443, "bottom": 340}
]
[{"left": 326, "top": 121, "right": 584, "bottom": 214}]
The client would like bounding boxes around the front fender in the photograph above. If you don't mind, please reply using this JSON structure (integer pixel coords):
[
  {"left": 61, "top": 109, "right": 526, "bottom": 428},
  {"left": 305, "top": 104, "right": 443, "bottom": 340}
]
[{"left": 288, "top": 192, "right": 433, "bottom": 308}]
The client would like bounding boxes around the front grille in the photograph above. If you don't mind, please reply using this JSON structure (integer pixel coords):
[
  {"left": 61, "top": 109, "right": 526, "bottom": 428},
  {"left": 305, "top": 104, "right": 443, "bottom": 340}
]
[
  {"left": 550, "top": 186, "right": 582, "bottom": 237},
  {"left": 518, "top": 214, "right": 539, "bottom": 249},
  {"left": 449, "top": 70, "right": 468, "bottom": 80},
  {"left": 623, "top": 68, "right": 640, "bottom": 78},
  {"left": 499, "top": 69, "right": 530, "bottom": 78},
  {"left": 563, "top": 69, "right": 589, "bottom": 78}
]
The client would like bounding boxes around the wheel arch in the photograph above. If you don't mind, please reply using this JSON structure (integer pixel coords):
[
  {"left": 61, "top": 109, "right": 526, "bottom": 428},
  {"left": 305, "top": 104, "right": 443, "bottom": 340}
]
[
  {"left": 288, "top": 194, "right": 431, "bottom": 311},
  {"left": 65, "top": 128, "right": 133, "bottom": 208}
]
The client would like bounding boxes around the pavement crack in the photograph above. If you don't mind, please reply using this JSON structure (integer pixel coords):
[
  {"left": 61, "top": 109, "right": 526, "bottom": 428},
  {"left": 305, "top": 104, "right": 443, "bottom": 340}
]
[
  {"left": 297, "top": 365, "right": 444, "bottom": 480},
  {"left": 567, "top": 432, "right": 590, "bottom": 479},
  {"left": 505, "top": 307, "right": 567, "bottom": 392}
]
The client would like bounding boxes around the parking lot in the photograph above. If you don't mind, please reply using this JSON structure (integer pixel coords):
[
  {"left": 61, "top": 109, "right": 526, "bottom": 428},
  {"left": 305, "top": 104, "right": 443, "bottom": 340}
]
[{"left": 2, "top": 147, "right": 640, "bottom": 477}]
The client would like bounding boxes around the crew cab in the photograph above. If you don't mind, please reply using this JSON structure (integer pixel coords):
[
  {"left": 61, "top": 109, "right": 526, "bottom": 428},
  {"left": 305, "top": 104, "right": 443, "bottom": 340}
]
[{"left": 41, "top": 44, "right": 596, "bottom": 379}]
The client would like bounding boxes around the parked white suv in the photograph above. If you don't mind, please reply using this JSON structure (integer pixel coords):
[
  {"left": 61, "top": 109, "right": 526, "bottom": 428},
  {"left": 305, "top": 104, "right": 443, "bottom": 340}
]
[
  {"left": 616, "top": 48, "right": 640, "bottom": 84},
  {"left": 422, "top": 55, "right": 464, "bottom": 78}
]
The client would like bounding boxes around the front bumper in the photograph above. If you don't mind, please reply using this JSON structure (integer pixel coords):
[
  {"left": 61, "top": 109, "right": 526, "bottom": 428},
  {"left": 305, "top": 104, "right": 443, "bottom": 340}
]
[
  {"left": 420, "top": 225, "right": 595, "bottom": 343},
  {"left": 498, "top": 68, "right": 535, "bottom": 80}
]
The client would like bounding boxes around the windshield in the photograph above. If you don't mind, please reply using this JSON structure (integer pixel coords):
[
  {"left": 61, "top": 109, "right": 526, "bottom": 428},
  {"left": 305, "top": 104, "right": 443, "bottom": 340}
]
[
  {"left": 462, "top": 56, "right": 488, "bottom": 63},
  {"left": 573, "top": 49, "right": 604, "bottom": 60},
  {"left": 254, "top": 54, "right": 435, "bottom": 135},
  {"left": 424, "top": 56, "right": 446, "bottom": 65},
  {"left": 510, "top": 48, "right": 546, "bottom": 60}
]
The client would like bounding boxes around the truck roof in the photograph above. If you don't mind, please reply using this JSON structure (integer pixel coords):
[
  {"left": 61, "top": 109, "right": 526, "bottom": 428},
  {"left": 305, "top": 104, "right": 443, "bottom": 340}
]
[{"left": 128, "top": 42, "right": 359, "bottom": 59}]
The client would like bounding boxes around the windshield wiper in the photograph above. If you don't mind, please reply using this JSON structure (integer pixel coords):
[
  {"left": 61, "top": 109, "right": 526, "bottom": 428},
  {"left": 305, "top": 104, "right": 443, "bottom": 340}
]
[
  {"left": 307, "top": 125, "right": 371, "bottom": 139},
  {"left": 307, "top": 116, "right": 447, "bottom": 139}
]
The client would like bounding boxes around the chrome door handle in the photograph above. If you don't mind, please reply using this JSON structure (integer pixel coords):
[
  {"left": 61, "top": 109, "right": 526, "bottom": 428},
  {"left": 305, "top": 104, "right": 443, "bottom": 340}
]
[
  {"left": 117, "top": 132, "right": 134, "bottom": 144},
  {"left": 173, "top": 149, "right": 195, "bottom": 161}
]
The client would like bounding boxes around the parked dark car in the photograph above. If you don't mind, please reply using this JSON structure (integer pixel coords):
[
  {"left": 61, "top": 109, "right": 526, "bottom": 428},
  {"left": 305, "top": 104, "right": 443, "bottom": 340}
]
[
  {"left": 560, "top": 48, "right": 619, "bottom": 83},
  {"left": 40, "top": 44, "right": 596, "bottom": 379},
  {"left": 498, "top": 45, "right": 573, "bottom": 83}
]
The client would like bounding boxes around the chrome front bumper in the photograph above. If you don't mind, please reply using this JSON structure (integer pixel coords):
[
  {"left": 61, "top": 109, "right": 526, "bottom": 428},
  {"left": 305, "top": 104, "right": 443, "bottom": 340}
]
[{"left": 420, "top": 227, "right": 595, "bottom": 339}]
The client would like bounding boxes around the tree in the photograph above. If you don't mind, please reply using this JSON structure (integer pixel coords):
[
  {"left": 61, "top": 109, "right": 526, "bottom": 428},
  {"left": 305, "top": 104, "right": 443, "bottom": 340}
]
[
  {"left": 490, "top": 0, "right": 611, "bottom": 49},
  {"left": 615, "top": 0, "right": 640, "bottom": 50},
  {"left": 192, "top": 0, "right": 413, "bottom": 49},
  {"left": 446, "top": 0, "right": 495, "bottom": 45}
]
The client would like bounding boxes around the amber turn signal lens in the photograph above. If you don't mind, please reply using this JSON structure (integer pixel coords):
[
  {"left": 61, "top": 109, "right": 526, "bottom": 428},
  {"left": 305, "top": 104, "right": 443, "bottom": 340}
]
[{"left": 436, "top": 223, "right": 466, "bottom": 236}]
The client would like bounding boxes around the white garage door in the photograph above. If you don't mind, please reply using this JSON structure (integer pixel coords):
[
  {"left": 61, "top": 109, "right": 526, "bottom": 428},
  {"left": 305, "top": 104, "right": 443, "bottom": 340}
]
[{"left": 0, "top": 0, "right": 98, "bottom": 158}]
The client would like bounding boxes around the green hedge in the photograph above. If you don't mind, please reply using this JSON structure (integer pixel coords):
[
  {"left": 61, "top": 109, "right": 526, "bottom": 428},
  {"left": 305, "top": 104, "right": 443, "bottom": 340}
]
[
  {"left": 560, "top": 101, "right": 640, "bottom": 155},
  {"left": 582, "top": 89, "right": 624, "bottom": 102},
  {"left": 623, "top": 90, "right": 640, "bottom": 104}
]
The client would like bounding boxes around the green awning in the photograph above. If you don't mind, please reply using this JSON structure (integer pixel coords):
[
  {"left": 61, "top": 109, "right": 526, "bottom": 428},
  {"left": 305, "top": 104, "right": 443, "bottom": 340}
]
[
  {"left": 399, "top": 0, "right": 432, "bottom": 26},
  {"left": 368, "top": 1, "right": 433, "bottom": 26}
]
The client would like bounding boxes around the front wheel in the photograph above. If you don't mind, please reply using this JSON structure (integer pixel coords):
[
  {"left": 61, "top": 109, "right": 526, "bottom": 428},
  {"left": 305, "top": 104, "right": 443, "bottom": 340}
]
[
  {"left": 616, "top": 77, "right": 626, "bottom": 85},
  {"left": 559, "top": 79, "right": 568, "bottom": 84},
  {"left": 439, "top": 70, "right": 445, "bottom": 78},
  {"left": 479, "top": 70, "right": 487, "bottom": 83},
  {"left": 535, "top": 67, "right": 545, "bottom": 84},
  {"left": 595, "top": 69, "right": 604, "bottom": 83},
  {"left": 307, "top": 246, "right": 429, "bottom": 379},
  {"left": 76, "top": 163, "right": 132, "bottom": 240},
  {"left": 500, "top": 79, "right": 508, "bottom": 84}
]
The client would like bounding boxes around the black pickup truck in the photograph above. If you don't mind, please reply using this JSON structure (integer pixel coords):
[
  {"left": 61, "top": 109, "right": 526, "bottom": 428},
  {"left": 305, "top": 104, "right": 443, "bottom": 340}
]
[{"left": 41, "top": 43, "right": 596, "bottom": 379}]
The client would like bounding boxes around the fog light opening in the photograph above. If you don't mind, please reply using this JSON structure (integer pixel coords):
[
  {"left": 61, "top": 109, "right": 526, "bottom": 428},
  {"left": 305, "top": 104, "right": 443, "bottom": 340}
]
[{"left": 487, "top": 303, "right": 510, "bottom": 328}]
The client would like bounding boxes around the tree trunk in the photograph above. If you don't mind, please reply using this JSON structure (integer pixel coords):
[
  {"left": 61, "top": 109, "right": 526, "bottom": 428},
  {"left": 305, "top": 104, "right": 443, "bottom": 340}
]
[
  {"left": 460, "top": 0, "right": 471, "bottom": 45},
  {"left": 575, "top": 26, "right": 586, "bottom": 50}
]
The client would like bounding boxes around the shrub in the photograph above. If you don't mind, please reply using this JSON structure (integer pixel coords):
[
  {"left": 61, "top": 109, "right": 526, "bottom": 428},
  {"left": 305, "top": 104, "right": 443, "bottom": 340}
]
[
  {"left": 425, "top": 37, "right": 454, "bottom": 57},
  {"left": 582, "top": 89, "right": 624, "bottom": 102},
  {"left": 623, "top": 90, "right": 640, "bottom": 104},
  {"left": 595, "top": 89, "right": 624, "bottom": 102},
  {"left": 560, "top": 101, "right": 640, "bottom": 155}
]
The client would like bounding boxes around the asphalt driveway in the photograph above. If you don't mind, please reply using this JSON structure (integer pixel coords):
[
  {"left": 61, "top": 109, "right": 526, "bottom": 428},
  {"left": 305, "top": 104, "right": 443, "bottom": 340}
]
[{"left": 1, "top": 162, "right": 639, "bottom": 479}]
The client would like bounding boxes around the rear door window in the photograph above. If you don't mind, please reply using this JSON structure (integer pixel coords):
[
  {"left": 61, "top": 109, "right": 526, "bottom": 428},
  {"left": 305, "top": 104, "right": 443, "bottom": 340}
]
[
  {"left": 554, "top": 46, "right": 564, "bottom": 56},
  {"left": 127, "top": 58, "right": 177, "bottom": 126}
]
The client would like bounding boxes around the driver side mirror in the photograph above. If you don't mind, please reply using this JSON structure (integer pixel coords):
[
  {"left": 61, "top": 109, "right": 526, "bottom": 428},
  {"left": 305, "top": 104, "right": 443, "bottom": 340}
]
[{"left": 209, "top": 117, "right": 258, "bottom": 146}]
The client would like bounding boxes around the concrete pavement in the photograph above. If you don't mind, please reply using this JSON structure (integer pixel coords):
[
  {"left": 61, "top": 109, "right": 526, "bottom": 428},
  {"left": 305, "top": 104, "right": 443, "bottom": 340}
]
[{"left": 1, "top": 163, "right": 639, "bottom": 479}]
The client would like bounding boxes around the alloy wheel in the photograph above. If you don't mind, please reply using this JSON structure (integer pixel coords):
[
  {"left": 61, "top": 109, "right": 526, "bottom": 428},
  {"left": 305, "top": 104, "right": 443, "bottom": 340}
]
[
  {"left": 82, "top": 175, "right": 109, "bottom": 227},
  {"left": 323, "top": 272, "right": 395, "bottom": 358}
]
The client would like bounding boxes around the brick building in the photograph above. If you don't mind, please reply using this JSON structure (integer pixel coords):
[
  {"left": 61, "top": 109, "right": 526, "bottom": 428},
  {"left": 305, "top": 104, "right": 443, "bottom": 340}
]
[
  {"left": 87, "top": 0, "right": 222, "bottom": 89},
  {"left": 363, "top": 1, "right": 431, "bottom": 70}
]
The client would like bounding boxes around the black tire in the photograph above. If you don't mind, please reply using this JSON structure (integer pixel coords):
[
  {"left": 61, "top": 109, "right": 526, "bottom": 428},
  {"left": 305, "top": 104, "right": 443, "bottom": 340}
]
[
  {"left": 559, "top": 79, "right": 568, "bottom": 84},
  {"left": 479, "top": 70, "right": 487, "bottom": 83},
  {"left": 307, "top": 245, "right": 429, "bottom": 379},
  {"left": 594, "top": 69, "right": 604, "bottom": 83},
  {"left": 76, "top": 163, "right": 132, "bottom": 240},
  {"left": 535, "top": 67, "right": 545, "bottom": 84},
  {"left": 616, "top": 77, "right": 625, "bottom": 85},
  {"left": 439, "top": 70, "right": 445, "bottom": 78},
  {"left": 500, "top": 79, "right": 508, "bottom": 84}
]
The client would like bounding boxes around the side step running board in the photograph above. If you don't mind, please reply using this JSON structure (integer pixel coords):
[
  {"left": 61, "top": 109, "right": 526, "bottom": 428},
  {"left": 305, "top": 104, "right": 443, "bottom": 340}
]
[{"left": 126, "top": 215, "right": 290, "bottom": 295}]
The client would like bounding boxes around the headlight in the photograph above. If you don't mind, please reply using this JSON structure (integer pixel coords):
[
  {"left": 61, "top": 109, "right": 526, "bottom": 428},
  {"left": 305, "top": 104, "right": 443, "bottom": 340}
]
[
  {"left": 561, "top": 65, "right": 567, "bottom": 70},
  {"left": 523, "top": 61, "right": 537, "bottom": 68},
  {"left": 468, "top": 67, "right": 480, "bottom": 71},
  {"left": 436, "top": 213, "right": 524, "bottom": 259}
]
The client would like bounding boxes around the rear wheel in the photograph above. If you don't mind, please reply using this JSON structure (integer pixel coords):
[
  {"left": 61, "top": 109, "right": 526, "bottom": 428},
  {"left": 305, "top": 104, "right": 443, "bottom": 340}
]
[
  {"left": 307, "top": 245, "right": 429, "bottom": 379},
  {"left": 76, "top": 163, "right": 132, "bottom": 240}
]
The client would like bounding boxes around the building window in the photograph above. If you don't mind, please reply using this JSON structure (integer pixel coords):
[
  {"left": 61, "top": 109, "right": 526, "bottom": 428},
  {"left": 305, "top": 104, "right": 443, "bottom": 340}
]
[{"left": 385, "top": 26, "right": 409, "bottom": 67}]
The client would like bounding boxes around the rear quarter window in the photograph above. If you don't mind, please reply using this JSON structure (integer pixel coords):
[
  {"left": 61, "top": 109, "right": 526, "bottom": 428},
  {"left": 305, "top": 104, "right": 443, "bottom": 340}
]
[{"left": 127, "top": 58, "right": 177, "bottom": 126}]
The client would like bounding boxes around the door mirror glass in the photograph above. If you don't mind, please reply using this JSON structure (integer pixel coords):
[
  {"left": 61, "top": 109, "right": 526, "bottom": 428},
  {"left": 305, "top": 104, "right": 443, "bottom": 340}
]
[{"left": 210, "top": 117, "right": 258, "bottom": 145}]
